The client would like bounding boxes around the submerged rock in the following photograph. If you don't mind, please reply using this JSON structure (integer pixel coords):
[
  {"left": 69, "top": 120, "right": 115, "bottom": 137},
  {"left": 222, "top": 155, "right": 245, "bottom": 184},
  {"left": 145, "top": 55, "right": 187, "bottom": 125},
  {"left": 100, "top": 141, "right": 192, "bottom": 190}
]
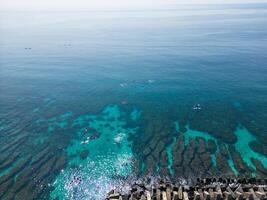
[
  {"left": 251, "top": 158, "right": 267, "bottom": 178},
  {"left": 199, "top": 152, "right": 213, "bottom": 173},
  {"left": 53, "top": 155, "right": 67, "bottom": 173},
  {"left": 172, "top": 134, "right": 185, "bottom": 168},
  {"left": 79, "top": 150, "right": 89, "bottom": 160},
  {"left": 228, "top": 145, "right": 252, "bottom": 175},
  {"left": 1, "top": 135, "right": 27, "bottom": 154},
  {"left": 206, "top": 139, "right": 217, "bottom": 153},
  {"left": 190, "top": 155, "right": 205, "bottom": 177},
  {"left": 216, "top": 152, "right": 234, "bottom": 176},
  {"left": 31, "top": 146, "right": 51, "bottom": 166},
  {"left": 0, "top": 156, "right": 32, "bottom": 199},
  {"left": 0, "top": 152, "right": 20, "bottom": 171},
  {"left": 0, "top": 179, "right": 13, "bottom": 199},
  {"left": 218, "top": 142, "right": 230, "bottom": 159},
  {"left": 144, "top": 155, "right": 157, "bottom": 175},
  {"left": 196, "top": 137, "right": 206, "bottom": 154},
  {"left": 249, "top": 141, "right": 267, "bottom": 157},
  {"left": 35, "top": 156, "right": 57, "bottom": 182},
  {"left": 158, "top": 150, "right": 169, "bottom": 176},
  {"left": 0, "top": 155, "right": 31, "bottom": 186}
]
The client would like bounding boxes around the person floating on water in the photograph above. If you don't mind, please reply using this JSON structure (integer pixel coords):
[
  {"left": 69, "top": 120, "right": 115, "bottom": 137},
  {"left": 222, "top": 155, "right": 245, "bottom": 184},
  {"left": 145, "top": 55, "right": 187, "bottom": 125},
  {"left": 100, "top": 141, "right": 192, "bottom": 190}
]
[{"left": 193, "top": 104, "right": 201, "bottom": 110}]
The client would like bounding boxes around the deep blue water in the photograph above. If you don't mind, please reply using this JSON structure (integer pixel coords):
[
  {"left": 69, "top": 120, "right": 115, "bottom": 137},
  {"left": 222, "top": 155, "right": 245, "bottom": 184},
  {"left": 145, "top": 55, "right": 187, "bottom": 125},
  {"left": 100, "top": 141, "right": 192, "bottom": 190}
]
[{"left": 0, "top": 4, "right": 267, "bottom": 200}]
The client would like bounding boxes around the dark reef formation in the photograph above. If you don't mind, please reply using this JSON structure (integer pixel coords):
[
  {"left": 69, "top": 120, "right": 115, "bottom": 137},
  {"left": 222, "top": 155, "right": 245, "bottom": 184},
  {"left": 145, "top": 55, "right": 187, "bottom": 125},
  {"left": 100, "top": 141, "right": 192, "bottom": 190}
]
[
  {"left": 1, "top": 100, "right": 267, "bottom": 199},
  {"left": 132, "top": 126, "right": 267, "bottom": 180},
  {"left": 0, "top": 138, "right": 67, "bottom": 200},
  {"left": 126, "top": 100, "right": 267, "bottom": 182},
  {"left": 130, "top": 113, "right": 176, "bottom": 176}
]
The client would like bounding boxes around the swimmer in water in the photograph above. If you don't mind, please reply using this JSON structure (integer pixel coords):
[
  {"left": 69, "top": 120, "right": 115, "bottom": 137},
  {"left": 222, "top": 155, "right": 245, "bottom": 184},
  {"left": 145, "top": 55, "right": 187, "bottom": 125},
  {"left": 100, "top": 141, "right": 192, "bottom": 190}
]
[{"left": 193, "top": 104, "right": 201, "bottom": 110}]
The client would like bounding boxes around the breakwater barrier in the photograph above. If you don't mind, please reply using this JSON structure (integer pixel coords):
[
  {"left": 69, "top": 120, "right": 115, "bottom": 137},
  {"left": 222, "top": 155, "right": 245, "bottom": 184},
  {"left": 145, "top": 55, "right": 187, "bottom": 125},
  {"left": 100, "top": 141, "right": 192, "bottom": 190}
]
[{"left": 107, "top": 178, "right": 267, "bottom": 200}]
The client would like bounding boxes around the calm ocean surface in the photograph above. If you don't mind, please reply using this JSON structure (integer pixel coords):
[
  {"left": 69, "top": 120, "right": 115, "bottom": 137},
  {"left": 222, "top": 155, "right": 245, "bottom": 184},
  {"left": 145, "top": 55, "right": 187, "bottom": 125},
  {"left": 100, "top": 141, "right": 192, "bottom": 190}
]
[{"left": 1, "top": 3, "right": 267, "bottom": 200}]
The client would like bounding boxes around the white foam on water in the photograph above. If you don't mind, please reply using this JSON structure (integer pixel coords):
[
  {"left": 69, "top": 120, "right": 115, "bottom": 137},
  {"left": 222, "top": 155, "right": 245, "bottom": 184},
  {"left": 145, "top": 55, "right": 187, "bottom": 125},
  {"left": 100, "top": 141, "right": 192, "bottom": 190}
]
[
  {"left": 50, "top": 105, "right": 139, "bottom": 200},
  {"left": 147, "top": 79, "right": 155, "bottom": 83},
  {"left": 114, "top": 132, "right": 126, "bottom": 143},
  {"left": 119, "top": 83, "right": 127, "bottom": 88},
  {"left": 51, "top": 157, "right": 138, "bottom": 200}
]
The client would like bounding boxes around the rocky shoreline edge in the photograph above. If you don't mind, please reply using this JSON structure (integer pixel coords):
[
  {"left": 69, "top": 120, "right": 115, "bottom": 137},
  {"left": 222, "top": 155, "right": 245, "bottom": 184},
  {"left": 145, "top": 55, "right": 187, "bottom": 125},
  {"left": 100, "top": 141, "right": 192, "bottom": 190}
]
[{"left": 106, "top": 177, "right": 267, "bottom": 200}]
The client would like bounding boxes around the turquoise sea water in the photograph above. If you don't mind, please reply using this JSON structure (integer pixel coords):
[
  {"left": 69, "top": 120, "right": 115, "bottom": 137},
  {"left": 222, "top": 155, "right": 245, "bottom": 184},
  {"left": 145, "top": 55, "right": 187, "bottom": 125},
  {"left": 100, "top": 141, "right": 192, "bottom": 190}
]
[{"left": 1, "top": 3, "right": 267, "bottom": 200}]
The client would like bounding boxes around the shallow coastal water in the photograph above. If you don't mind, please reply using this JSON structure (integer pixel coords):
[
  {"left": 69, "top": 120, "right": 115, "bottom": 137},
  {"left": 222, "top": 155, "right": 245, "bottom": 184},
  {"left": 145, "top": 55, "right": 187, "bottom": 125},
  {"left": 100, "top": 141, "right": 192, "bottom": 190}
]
[{"left": 1, "top": 3, "right": 267, "bottom": 200}]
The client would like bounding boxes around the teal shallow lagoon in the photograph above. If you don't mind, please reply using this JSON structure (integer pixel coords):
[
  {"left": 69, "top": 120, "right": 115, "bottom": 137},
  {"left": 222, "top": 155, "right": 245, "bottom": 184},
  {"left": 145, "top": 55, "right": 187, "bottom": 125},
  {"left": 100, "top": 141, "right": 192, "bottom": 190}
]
[
  {"left": 51, "top": 105, "right": 139, "bottom": 200},
  {"left": 0, "top": 3, "right": 267, "bottom": 200},
  {"left": 234, "top": 127, "right": 267, "bottom": 170}
]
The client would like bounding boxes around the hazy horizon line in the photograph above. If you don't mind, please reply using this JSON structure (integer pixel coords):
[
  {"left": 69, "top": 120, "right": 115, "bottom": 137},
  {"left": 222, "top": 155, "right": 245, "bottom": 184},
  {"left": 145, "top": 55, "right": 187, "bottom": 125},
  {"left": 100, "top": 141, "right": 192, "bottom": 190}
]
[{"left": 1, "top": 1, "right": 267, "bottom": 12}]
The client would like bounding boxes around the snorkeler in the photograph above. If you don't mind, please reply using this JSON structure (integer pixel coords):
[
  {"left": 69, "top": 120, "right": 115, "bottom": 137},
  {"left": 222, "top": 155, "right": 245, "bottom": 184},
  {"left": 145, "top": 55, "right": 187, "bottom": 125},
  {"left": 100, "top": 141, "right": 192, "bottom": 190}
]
[{"left": 193, "top": 104, "right": 201, "bottom": 110}]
